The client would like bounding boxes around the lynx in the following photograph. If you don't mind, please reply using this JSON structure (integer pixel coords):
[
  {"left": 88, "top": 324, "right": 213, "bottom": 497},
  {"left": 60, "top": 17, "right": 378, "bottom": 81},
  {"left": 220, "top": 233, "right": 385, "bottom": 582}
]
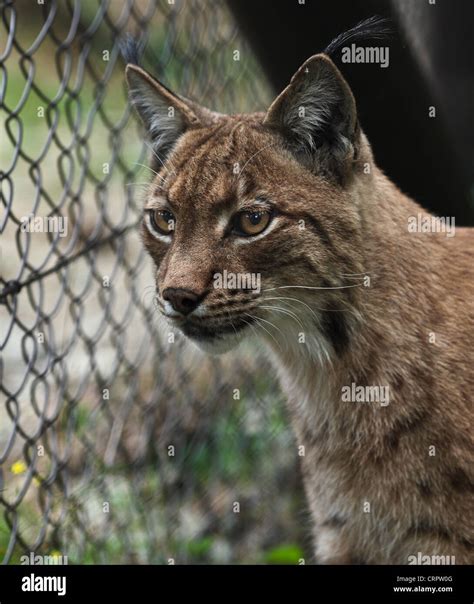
[{"left": 124, "top": 21, "right": 474, "bottom": 564}]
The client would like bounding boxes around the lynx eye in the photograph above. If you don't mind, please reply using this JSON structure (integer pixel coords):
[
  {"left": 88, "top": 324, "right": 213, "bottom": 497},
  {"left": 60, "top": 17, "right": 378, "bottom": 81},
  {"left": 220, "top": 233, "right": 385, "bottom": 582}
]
[
  {"left": 148, "top": 209, "right": 175, "bottom": 236},
  {"left": 233, "top": 210, "right": 271, "bottom": 237}
]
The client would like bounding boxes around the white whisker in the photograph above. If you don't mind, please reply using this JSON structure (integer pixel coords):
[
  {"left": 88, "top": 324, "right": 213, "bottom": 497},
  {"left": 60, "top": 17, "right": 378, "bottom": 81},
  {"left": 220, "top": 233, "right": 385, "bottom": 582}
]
[
  {"left": 244, "top": 313, "right": 283, "bottom": 352},
  {"left": 133, "top": 162, "right": 167, "bottom": 184},
  {"left": 263, "top": 284, "right": 364, "bottom": 292},
  {"left": 236, "top": 143, "right": 276, "bottom": 178},
  {"left": 241, "top": 317, "right": 260, "bottom": 342},
  {"left": 260, "top": 305, "right": 305, "bottom": 330},
  {"left": 144, "top": 140, "right": 177, "bottom": 176},
  {"left": 262, "top": 296, "right": 320, "bottom": 321}
]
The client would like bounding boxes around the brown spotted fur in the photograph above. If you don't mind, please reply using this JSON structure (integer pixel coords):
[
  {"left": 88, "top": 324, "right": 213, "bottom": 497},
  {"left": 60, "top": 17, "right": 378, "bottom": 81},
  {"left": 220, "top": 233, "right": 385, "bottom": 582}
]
[{"left": 125, "top": 51, "right": 474, "bottom": 564}]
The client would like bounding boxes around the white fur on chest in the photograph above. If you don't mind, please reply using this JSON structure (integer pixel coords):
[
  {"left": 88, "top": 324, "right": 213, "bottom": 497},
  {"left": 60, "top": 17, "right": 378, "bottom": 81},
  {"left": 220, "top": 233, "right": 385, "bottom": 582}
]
[
  {"left": 265, "top": 336, "right": 396, "bottom": 562},
  {"left": 266, "top": 330, "right": 337, "bottom": 437}
]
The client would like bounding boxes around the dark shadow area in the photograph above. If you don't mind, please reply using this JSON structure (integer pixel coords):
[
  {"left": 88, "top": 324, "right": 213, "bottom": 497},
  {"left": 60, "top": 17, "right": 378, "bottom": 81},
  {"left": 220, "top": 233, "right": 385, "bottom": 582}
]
[{"left": 230, "top": 0, "right": 474, "bottom": 225}]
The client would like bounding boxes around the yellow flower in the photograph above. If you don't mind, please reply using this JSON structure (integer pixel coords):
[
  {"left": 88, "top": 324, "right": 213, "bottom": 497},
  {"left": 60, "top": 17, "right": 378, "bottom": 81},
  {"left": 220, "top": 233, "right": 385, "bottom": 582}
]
[
  {"left": 50, "top": 550, "right": 62, "bottom": 560},
  {"left": 10, "top": 460, "right": 27, "bottom": 475}
]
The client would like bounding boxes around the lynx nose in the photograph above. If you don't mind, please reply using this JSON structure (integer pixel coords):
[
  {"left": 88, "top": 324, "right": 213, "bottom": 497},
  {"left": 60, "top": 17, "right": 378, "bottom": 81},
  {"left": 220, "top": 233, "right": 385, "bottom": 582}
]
[{"left": 162, "top": 287, "right": 202, "bottom": 316}]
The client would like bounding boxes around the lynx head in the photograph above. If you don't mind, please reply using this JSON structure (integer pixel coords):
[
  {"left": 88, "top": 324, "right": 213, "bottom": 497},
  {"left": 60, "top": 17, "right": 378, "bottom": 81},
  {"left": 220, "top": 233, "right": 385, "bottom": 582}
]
[{"left": 125, "top": 50, "right": 371, "bottom": 357}]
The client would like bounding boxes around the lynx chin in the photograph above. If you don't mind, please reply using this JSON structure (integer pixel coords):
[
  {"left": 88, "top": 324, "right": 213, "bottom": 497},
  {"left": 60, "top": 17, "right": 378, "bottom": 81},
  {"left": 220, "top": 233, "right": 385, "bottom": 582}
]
[{"left": 124, "top": 18, "right": 474, "bottom": 564}]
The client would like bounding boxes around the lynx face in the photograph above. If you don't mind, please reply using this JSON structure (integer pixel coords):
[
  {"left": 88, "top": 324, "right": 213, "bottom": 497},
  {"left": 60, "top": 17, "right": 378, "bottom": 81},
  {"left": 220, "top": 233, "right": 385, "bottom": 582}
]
[{"left": 126, "top": 55, "right": 367, "bottom": 355}]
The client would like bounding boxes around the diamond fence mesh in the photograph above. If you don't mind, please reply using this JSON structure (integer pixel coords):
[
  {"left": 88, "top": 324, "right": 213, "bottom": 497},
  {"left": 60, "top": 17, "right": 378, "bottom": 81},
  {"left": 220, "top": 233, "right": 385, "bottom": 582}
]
[{"left": 0, "top": 0, "right": 308, "bottom": 564}]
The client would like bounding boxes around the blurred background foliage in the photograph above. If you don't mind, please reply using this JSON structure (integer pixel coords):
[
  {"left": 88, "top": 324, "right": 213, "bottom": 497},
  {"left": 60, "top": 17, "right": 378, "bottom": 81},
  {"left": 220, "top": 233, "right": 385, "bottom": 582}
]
[{"left": 0, "top": 0, "right": 309, "bottom": 564}]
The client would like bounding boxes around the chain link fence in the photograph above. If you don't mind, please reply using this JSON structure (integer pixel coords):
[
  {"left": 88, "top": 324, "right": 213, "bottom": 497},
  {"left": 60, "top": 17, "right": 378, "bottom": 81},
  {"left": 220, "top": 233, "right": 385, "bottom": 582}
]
[{"left": 0, "top": 0, "right": 308, "bottom": 564}]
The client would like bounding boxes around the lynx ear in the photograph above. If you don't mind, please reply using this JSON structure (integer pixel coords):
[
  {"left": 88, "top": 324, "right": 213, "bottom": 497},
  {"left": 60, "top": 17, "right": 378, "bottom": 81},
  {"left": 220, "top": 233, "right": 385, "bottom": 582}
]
[
  {"left": 126, "top": 64, "right": 211, "bottom": 159},
  {"left": 263, "top": 54, "right": 358, "bottom": 178}
]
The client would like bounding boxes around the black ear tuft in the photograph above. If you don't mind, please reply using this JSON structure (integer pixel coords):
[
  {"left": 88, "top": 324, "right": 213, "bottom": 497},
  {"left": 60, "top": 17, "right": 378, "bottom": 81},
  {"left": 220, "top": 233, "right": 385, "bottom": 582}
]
[
  {"left": 120, "top": 34, "right": 145, "bottom": 66},
  {"left": 324, "top": 16, "right": 393, "bottom": 58}
]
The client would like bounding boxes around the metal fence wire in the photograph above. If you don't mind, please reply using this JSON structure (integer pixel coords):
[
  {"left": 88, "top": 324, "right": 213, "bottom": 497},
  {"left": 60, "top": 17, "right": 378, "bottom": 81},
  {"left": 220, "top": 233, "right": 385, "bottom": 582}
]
[{"left": 0, "top": 0, "right": 308, "bottom": 564}]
